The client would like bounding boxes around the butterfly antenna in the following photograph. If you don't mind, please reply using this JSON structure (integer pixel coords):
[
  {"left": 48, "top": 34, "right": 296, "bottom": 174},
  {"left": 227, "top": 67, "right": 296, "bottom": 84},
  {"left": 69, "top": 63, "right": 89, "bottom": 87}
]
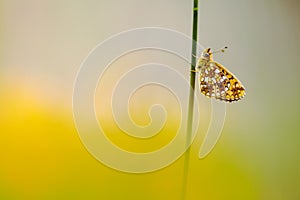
[{"left": 212, "top": 46, "right": 228, "bottom": 54}]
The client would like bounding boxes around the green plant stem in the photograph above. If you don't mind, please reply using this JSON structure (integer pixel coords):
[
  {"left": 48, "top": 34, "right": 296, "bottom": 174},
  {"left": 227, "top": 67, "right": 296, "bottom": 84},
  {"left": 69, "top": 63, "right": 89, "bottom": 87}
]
[{"left": 181, "top": 0, "right": 198, "bottom": 199}]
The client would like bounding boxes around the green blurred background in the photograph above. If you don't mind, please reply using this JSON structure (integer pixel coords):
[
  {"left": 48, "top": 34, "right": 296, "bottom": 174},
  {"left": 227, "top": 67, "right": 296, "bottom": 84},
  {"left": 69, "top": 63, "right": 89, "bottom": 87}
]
[{"left": 1, "top": 0, "right": 300, "bottom": 199}]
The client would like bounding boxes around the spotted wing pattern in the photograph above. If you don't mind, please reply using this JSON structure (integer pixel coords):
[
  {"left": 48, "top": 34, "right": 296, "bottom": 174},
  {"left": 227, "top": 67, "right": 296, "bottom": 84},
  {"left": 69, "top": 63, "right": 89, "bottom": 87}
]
[{"left": 199, "top": 61, "right": 246, "bottom": 102}]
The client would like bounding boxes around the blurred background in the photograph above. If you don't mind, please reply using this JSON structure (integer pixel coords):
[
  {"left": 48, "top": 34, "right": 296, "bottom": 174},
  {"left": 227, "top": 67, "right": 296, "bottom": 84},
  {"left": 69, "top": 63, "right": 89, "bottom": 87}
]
[{"left": 1, "top": 0, "right": 300, "bottom": 199}]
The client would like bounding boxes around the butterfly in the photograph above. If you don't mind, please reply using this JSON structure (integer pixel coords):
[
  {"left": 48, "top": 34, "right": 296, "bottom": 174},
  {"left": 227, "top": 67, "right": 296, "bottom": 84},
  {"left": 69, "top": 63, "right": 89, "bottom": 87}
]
[{"left": 195, "top": 47, "right": 245, "bottom": 102}]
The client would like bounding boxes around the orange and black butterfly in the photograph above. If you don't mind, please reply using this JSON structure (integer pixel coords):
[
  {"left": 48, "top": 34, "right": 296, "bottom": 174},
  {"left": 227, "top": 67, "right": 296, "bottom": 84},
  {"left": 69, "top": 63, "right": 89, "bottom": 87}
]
[{"left": 196, "top": 47, "right": 245, "bottom": 102}]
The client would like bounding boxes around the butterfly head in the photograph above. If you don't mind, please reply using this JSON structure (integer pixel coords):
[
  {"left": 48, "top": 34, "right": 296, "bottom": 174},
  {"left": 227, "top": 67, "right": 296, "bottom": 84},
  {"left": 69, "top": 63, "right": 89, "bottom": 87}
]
[{"left": 201, "top": 48, "right": 213, "bottom": 60}]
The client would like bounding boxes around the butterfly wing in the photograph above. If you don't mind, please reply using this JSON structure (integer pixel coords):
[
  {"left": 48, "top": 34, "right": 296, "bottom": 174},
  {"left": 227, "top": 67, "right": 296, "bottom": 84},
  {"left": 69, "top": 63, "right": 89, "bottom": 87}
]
[{"left": 199, "top": 61, "right": 246, "bottom": 102}]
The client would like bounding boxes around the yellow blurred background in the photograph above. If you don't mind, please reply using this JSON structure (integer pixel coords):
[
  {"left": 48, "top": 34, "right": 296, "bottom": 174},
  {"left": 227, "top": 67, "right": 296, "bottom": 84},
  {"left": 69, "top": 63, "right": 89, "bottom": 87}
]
[{"left": 1, "top": 0, "right": 300, "bottom": 199}]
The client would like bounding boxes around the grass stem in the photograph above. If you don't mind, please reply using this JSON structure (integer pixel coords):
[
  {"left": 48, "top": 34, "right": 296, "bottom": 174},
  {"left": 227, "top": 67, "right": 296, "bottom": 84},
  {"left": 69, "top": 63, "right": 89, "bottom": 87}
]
[{"left": 181, "top": 0, "right": 198, "bottom": 199}]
